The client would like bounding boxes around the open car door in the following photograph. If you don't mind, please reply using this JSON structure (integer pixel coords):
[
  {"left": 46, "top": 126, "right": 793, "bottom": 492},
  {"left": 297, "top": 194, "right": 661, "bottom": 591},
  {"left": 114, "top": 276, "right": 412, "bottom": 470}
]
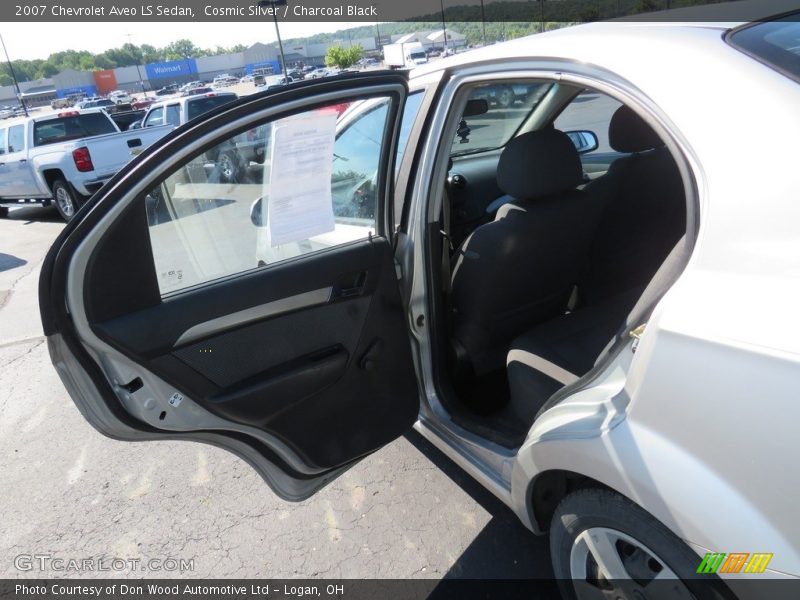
[{"left": 39, "top": 73, "right": 419, "bottom": 500}]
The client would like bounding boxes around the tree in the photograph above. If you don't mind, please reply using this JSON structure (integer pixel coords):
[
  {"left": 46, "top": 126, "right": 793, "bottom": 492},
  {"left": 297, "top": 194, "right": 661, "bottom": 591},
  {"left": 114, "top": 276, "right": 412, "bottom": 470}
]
[
  {"left": 325, "top": 44, "right": 363, "bottom": 70},
  {"left": 164, "top": 39, "right": 200, "bottom": 61}
]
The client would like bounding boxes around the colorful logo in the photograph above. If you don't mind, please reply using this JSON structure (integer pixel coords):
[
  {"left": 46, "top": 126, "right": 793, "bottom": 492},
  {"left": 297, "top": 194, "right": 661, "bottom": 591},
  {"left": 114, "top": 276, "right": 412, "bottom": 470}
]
[{"left": 697, "top": 552, "right": 773, "bottom": 574}]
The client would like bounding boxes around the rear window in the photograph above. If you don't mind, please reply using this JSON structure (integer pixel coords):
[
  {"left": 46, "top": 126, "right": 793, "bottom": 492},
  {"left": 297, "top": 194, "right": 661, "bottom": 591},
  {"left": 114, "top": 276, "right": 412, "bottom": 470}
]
[
  {"left": 728, "top": 15, "right": 800, "bottom": 82},
  {"left": 34, "top": 113, "right": 116, "bottom": 147},
  {"left": 186, "top": 96, "right": 236, "bottom": 121}
]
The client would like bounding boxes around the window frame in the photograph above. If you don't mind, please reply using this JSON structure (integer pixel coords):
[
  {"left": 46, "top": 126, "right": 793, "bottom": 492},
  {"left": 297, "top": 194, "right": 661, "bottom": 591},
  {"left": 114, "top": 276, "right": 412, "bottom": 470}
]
[{"left": 141, "top": 87, "right": 406, "bottom": 299}]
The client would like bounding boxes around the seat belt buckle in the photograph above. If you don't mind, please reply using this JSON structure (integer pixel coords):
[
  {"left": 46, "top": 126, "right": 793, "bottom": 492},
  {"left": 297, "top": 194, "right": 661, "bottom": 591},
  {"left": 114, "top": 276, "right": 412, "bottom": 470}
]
[{"left": 439, "top": 229, "right": 454, "bottom": 252}]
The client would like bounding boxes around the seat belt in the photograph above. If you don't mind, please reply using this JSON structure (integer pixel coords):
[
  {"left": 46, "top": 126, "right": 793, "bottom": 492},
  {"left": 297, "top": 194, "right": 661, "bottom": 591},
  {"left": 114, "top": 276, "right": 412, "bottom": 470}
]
[{"left": 440, "top": 187, "right": 453, "bottom": 294}]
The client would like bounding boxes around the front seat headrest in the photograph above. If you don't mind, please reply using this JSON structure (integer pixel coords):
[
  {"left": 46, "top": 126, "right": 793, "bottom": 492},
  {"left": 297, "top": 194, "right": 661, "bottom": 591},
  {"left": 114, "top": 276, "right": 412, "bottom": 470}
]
[
  {"left": 497, "top": 129, "right": 583, "bottom": 200},
  {"left": 608, "top": 105, "right": 663, "bottom": 153}
]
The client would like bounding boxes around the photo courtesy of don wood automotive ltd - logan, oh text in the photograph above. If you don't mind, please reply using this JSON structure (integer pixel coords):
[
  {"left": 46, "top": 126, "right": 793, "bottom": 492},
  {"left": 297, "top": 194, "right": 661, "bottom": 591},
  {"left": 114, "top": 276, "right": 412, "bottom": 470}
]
[{"left": 1, "top": 1, "right": 799, "bottom": 599}]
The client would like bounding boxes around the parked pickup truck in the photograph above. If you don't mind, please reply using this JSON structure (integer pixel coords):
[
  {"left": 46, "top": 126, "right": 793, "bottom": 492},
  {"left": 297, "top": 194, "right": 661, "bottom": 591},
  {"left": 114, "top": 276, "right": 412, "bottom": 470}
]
[
  {"left": 0, "top": 108, "right": 170, "bottom": 220},
  {"left": 141, "top": 91, "right": 257, "bottom": 182}
]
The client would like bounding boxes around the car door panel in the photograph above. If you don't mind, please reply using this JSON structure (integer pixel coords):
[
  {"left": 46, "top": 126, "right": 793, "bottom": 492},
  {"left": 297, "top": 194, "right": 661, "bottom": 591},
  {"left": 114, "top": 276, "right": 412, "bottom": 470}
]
[{"left": 40, "top": 73, "right": 420, "bottom": 496}]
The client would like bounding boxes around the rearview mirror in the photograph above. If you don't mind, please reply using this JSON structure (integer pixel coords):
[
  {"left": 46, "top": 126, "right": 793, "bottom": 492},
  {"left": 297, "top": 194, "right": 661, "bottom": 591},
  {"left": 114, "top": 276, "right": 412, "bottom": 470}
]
[
  {"left": 565, "top": 130, "right": 599, "bottom": 154},
  {"left": 463, "top": 98, "right": 489, "bottom": 117}
]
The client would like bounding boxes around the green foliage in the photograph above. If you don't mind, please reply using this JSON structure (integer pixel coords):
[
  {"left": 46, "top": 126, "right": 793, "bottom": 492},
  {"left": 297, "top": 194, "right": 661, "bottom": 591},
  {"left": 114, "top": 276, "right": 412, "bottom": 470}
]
[
  {"left": 324, "top": 45, "right": 364, "bottom": 70},
  {"left": 0, "top": 40, "right": 251, "bottom": 84}
]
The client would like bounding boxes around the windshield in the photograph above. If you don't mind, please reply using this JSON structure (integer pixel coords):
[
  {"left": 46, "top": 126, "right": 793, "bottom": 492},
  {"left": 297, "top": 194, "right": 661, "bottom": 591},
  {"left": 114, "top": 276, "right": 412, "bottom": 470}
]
[
  {"left": 186, "top": 95, "right": 236, "bottom": 121},
  {"left": 409, "top": 52, "right": 426, "bottom": 60},
  {"left": 450, "top": 82, "right": 552, "bottom": 157},
  {"left": 34, "top": 113, "right": 116, "bottom": 146}
]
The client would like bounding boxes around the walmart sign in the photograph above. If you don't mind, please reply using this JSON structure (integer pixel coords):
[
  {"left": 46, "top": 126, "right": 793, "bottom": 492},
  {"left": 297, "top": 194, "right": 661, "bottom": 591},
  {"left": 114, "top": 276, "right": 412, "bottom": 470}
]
[{"left": 145, "top": 59, "right": 198, "bottom": 80}]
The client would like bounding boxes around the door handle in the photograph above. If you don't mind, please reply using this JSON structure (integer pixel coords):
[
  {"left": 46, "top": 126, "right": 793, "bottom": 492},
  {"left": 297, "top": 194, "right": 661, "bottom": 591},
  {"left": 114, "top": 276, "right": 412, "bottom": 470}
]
[
  {"left": 127, "top": 138, "right": 142, "bottom": 148},
  {"left": 18, "top": 159, "right": 26, "bottom": 163}
]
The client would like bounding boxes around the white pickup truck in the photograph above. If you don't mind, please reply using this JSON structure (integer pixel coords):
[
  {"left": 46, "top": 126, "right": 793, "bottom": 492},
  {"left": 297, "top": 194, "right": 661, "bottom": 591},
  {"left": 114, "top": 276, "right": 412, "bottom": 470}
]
[{"left": 0, "top": 108, "right": 170, "bottom": 220}]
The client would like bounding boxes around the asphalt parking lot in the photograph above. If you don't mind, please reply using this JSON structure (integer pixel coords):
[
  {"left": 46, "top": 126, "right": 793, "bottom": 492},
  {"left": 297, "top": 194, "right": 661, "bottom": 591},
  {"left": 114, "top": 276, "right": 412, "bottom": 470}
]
[{"left": 0, "top": 206, "right": 551, "bottom": 580}]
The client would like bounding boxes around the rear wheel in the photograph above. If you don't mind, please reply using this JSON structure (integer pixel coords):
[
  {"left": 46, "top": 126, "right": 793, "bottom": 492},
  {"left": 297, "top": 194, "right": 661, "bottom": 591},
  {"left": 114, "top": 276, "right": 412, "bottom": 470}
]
[
  {"left": 550, "top": 489, "right": 734, "bottom": 600},
  {"left": 52, "top": 179, "right": 80, "bottom": 222},
  {"left": 217, "top": 151, "right": 242, "bottom": 183}
]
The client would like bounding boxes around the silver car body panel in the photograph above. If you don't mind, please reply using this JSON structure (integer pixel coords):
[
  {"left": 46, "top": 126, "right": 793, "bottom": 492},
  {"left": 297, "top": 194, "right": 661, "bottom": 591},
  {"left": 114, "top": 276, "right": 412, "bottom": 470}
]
[{"left": 401, "top": 23, "right": 800, "bottom": 577}]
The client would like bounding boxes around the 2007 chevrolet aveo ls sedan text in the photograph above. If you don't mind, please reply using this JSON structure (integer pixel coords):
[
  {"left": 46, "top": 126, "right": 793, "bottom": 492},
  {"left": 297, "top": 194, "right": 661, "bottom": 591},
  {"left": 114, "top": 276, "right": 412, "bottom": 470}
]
[{"left": 39, "top": 13, "right": 800, "bottom": 600}]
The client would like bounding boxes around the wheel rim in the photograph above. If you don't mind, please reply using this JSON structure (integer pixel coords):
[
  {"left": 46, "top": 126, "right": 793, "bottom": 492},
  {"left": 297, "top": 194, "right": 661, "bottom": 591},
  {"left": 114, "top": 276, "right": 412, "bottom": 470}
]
[
  {"left": 55, "top": 186, "right": 75, "bottom": 218},
  {"left": 570, "top": 527, "right": 694, "bottom": 600},
  {"left": 219, "top": 154, "right": 235, "bottom": 180}
]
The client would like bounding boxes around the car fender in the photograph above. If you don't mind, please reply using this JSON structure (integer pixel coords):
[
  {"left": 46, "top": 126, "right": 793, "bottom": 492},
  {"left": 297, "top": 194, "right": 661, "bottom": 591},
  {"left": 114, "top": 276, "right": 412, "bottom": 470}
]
[{"left": 511, "top": 294, "right": 800, "bottom": 576}]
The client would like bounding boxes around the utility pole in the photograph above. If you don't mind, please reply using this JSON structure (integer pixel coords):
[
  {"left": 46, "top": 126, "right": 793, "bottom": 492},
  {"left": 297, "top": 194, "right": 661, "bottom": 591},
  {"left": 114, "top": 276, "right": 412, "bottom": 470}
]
[
  {"left": 259, "top": 0, "right": 288, "bottom": 75},
  {"left": 480, "top": 0, "right": 487, "bottom": 45},
  {"left": 0, "top": 33, "right": 28, "bottom": 116},
  {"left": 439, "top": 0, "right": 448, "bottom": 51}
]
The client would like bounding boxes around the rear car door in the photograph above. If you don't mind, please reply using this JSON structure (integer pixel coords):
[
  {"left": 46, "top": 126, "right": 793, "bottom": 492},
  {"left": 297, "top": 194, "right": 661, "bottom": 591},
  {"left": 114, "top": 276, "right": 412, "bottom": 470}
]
[
  {"left": 40, "top": 73, "right": 420, "bottom": 500},
  {"left": 4, "top": 123, "right": 39, "bottom": 197}
]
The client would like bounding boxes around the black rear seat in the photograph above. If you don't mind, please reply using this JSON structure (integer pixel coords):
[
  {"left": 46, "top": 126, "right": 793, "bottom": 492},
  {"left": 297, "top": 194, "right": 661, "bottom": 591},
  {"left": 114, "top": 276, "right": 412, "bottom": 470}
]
[{"left": 505, "top": 106, "right": 685, "bottom": 425}]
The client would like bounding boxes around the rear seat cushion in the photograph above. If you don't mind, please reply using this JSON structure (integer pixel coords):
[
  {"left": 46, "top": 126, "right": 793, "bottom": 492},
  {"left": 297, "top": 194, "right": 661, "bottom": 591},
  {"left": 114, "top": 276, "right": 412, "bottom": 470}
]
[{"left": 506, "top": 289, "right": 641, "bottom": 426}]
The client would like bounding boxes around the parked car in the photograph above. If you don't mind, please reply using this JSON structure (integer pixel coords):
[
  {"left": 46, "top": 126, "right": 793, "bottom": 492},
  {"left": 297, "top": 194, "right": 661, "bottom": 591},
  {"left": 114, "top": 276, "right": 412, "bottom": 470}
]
[
  {"left": 181, "top": 86, "right": 214, "bottom": 97},
  {"left": 38, "top": 11, "right": 800, "bottom": 595},
  {"left": 131, "top": 97, "right": 156, "bottom": 110},
  {"left": 108, "top": 90, "right": 133, "bottom": 104},
  {"left": 155, "top": 85, "right": 179, "bottom": 96},
  {"left": 307, "top": 67, "right": 328, "bottom": 79},
  {"left": 75, "top": 98, "right": 115, "bottom": 110},
  {"left": 140, "top": 91, "right": 250, "bottom": 181},
  {"left": 286, "top": 69, "right": 305, "bottom": 81},
  {"left": 0, "top": 109, "right": 169, "bottom": 220},
  {"left": 212, "top": 74, "right": 238, "bottom": 87},
  {"left": 252, "top": 74, "right": 266, "bottom": 87}
]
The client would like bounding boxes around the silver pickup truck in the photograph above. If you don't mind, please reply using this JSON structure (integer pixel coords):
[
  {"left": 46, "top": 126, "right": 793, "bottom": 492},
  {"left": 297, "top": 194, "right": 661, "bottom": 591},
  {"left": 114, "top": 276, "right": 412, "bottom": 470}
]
[{"left": 0, "top": 108, "right": 170, "bottom": 220}]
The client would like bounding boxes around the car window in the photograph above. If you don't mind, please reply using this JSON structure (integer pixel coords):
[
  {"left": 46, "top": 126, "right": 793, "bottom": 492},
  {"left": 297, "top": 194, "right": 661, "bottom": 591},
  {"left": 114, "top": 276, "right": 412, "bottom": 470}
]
[
  {"left": 8, "top": 124, "right": 24, "bottom": 152},
  {"left": 554, "top": 91, "right": 622, "bottom": 153},
  {"left": 0, "top": 128, "right": 6, "bottom": 154},
  {"left": 144, "top": 96, "right": 393, "bottom": 296},
  {"left": 33, "top": 113, "right": 117, "bottom": 146},
  {"left": 166, "top": 105, "right": 181, "bottom": 127},
  {"left": 395, "top": 91, "right": 424, "bottom": 176},
  {"left": 144, "top": 107, "right": 164, "bottom": 127},
  {"left": 728, "top": 16, "right": 800, "bottom": 83},
  {"left": 451, "top": 82, "right": 551, "bottom": 156},
  {"left": 186, "top": 95, "right": 236, "bottom": 121}
]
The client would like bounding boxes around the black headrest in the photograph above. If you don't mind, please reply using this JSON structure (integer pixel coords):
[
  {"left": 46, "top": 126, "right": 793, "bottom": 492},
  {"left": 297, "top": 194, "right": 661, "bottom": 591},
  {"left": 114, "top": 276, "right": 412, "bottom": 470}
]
[
  {"left": 497, "top": 129, "right": 583, "bottom": 200},
  {"left": 608, "top": 105, "right": 663, "bottom": 153}
]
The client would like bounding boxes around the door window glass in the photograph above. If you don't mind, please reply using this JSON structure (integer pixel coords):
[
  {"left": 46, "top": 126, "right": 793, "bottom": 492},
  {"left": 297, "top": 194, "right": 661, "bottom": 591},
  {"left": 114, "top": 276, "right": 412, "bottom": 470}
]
[
  {"left": 166, "top": 105, "right": 181, "bottom": 127},
  {"left": 144, "top": 107, "right": 164, "bottom": 127},
  {"left": 554, "top": 92, "right": 622, "bottom": 153},
  {"left": 450, "top": 82, "right": 551, "bottom": 156},
  {"left": 145, "top": 96, "right": 393, "bottom": 296},
  {"left": 0, "top": 129, "right": 6, "bottom": 154},
  {"left": 8, "top": 125, "right": 24, "bottom": 152}
]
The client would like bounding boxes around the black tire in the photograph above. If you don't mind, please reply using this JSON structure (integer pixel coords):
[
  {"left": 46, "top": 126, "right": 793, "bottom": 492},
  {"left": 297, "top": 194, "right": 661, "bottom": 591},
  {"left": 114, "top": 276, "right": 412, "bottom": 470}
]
[
  {"left": 52, "top": 179, "right": 80, "bottom": 222},
  {"left": 550, "top": 489, "right": 734, "bottom": 600},
  {"left": 217, "top": 151, "right": 242, "bottom": 183},
  {"left": 0, "top": 207, "right": 8, "bottom": 218}
]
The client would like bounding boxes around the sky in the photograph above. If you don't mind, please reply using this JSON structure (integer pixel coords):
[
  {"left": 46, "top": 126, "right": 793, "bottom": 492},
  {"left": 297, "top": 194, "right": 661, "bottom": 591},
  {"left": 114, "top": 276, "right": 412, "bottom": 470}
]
[{"left": 0, "top": 22, "right": 360, "bottom": 61}]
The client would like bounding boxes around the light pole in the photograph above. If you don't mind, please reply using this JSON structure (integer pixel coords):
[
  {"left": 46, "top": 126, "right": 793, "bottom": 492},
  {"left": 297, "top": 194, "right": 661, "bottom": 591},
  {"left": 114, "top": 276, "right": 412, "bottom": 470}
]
[
  {"left": 258, "top": 0, "right": 288, "bottom": 76},
  {"left": 0, "top": 33, "right": 28, "bottom": 116}
]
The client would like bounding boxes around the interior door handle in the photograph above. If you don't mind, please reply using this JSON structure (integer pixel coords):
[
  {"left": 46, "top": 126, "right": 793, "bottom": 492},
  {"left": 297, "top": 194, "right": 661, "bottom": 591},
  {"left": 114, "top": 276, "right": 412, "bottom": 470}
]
[{"left": 332, "top": 271, "right": 367, "bottom": 299}]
